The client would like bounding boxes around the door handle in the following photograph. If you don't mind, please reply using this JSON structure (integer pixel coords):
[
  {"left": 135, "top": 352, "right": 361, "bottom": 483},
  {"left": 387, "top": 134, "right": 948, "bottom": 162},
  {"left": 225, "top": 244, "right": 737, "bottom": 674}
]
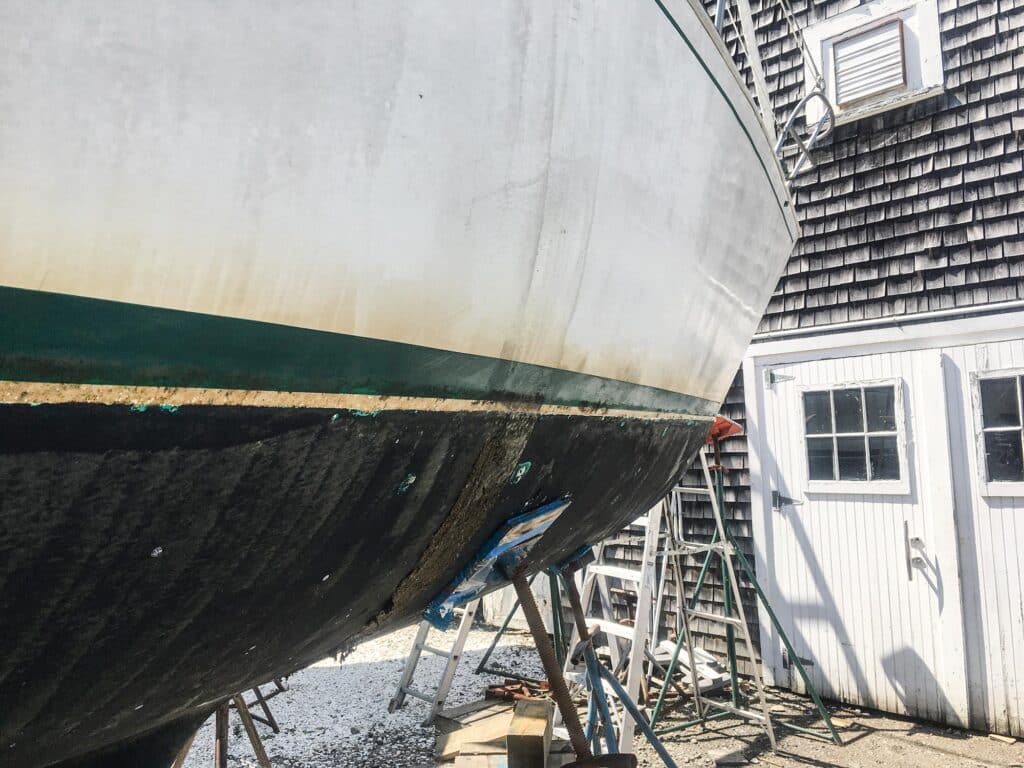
[{"left": 903, "top": 522, "right": 926, "bottom": 580}]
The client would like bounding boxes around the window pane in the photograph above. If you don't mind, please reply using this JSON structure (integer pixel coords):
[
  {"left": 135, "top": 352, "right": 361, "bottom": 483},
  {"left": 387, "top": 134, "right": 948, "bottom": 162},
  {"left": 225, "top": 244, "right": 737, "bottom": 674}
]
[
  {"left": 980, "top": 377, "right": 1021, "bottom": 428},
  {"left": 865, "top": 386, "right": 897, "bottom": 431},
  {"left": 984, "top": 431, "right": 1024, "bottom": 482},
  {"left": 834, "top": 389, "right": 864, "bottom": 433},
  {"left": 807, "top": 437, "right": 835, "bottom": 480},
  {"left": 836, "top": 436, "right": 868, "bottom": 480},
  {"left": 868, "top": 435, "right": 900, "bottom": 480},
  {"left": 803, "top": 392, "right": 833, "bottom": 435}
]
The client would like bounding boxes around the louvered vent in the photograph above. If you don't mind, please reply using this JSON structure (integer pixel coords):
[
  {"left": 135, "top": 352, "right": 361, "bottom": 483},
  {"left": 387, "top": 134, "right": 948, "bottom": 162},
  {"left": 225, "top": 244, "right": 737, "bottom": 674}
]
[{"left": 832, "top": 20, "right": 906, "bottom": 106}]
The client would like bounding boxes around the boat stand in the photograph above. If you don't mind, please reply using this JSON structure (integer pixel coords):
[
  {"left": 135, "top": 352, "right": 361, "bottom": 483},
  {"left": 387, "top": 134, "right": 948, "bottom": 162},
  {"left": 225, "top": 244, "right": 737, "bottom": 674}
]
[
  {"left": 556, "top": 555, "right": 677, "bottom": 768},
  {"left": 475, "top": 570, "right": 567, "bottom": 680},
  {"left": 171, "top": 684, "right": 283, "bottom": 768}
]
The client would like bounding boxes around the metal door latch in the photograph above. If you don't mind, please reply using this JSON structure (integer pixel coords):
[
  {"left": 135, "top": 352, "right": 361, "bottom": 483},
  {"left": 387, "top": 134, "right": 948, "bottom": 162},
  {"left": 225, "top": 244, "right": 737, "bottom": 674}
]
[{"left": 771, "top": 490, "right": 803, "bottom": 510}]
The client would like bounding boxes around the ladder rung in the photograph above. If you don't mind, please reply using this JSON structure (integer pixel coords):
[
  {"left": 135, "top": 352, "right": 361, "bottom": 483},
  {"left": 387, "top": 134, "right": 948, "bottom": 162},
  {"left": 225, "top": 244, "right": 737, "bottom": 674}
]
[
  {"left": 421, "top": 645, "right": 451, "bottom": 657},
  {"left": 701, "top": 699, "right": 767, "bottom": 723},
  {"left": 687, "top": 609, "right": 744, "bottom": 627},
  {"left": 588, "top": 564, "right": 643, "bottom": 582},
  {"left": 674, "top": 486, "right": 712, "bottom": 495},
  {"left": 663, "top": 543, "right": 727, "bottom": 556},
  {"left": 402, "top": 687, "right": 435, "bottom": 702},
  {"left": 585, "top": 617, "right": 636, "bottom": 641}
]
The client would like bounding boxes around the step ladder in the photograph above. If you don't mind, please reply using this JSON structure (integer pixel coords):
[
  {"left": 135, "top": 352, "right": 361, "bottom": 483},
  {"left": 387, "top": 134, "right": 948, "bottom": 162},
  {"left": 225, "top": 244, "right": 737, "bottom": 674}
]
[
  {"left": 562, "top": 502, "right": 662, "bottom": 753},
  {"left": 388, "top": 599, "right": 481, "bottom": 725},
  {"left": 648, "top": 497, "right": 730, "bottom": 698},
  {"left": 653, "top": 448, "right": 777, "bottom": 750}
]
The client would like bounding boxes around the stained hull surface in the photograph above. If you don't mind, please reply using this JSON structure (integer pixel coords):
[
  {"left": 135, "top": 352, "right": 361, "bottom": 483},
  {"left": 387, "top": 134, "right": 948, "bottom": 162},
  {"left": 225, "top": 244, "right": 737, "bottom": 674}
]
[{"left": 1, "top": 403, "right": 705, "bottom": 768}]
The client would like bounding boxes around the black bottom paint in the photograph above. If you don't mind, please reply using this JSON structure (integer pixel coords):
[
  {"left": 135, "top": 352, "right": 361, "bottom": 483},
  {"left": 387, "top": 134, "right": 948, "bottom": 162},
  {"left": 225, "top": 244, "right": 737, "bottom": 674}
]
[{"left": 0, "top": 403, "right": 706, "bottom": 768}]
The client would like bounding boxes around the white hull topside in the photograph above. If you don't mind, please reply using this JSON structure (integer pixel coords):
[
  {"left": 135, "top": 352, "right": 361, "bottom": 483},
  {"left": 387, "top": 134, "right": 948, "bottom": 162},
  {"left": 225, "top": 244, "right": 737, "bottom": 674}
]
[{"left": 0, "top": 0, "right": 797, "bottom": 409}]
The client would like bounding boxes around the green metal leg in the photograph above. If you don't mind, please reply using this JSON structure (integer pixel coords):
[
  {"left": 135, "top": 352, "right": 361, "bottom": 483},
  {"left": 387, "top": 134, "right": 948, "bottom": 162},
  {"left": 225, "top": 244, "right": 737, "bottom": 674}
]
[
  {"left": 475, "top": 574, "right": 543, "bottom": 683},
  {"left": 547, "top": 568, "right": 565, "bottom": 669},
  {"left": 650, "top": 618, "right": 687, "bottom": 727},
  {"left": 729, "top": 542, "right": 842, "bottom": 745}
]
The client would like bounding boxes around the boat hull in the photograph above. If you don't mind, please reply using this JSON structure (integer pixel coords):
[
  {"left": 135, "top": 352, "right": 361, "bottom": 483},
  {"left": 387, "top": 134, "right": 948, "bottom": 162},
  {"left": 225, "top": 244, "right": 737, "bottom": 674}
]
[
  {"left": 0, "top": 0, "right": 796, "bottom": 765},
  {"left": 1, "top": 400, "right": 705, "bottom": 768}
]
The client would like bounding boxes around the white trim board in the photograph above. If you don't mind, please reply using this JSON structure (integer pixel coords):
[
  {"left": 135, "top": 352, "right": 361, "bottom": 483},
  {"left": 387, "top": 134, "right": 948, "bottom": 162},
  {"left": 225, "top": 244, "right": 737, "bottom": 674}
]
[{"left": 746, "top": 309, "right": 1024, "bottom": 366}]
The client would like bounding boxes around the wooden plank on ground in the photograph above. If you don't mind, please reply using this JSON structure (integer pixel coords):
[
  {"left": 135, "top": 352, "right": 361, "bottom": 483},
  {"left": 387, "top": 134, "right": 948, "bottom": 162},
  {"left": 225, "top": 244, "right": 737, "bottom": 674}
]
[
  {"left": 453, "top": 755, "right": 509, "bottom": 767},
  {"left": 436, "top": 711, "right": 513, "bottom": 760},
  {"left": 437, "top": 701, "right": 513, "bottom": 734},
  {"left": 506, "top": 699, "right": 552, "bottom": 768},
  {"left": 456, "top": 741, "right": 507, "bottom": 756}
]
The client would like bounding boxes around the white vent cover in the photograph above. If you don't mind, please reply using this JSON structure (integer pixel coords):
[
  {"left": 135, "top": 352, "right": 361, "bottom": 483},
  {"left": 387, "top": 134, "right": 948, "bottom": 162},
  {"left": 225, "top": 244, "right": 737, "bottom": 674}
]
[{"left": 832, "top": 19, "right": 907, "bottom": 106}]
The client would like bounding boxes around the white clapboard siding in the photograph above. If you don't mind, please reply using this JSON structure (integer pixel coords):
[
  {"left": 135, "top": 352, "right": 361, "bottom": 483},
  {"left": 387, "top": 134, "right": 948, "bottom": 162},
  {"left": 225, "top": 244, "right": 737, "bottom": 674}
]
[
  {"left": 832, "top": 20, "right": 906, "bottom": 105},
  {"left": 943, "top": 339, "right": 1024, "bottom": 737}
]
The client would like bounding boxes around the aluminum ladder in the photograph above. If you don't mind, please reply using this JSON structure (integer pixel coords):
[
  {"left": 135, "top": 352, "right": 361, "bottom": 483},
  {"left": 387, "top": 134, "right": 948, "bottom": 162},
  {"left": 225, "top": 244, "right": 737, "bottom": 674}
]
[
  {"left": 652, "top": 449, "right": 777, "bottom": 749},
  {"left": 562, "top": 503, "right": 662, "bottom": 753},
  {"left": 388, "top": 598, "right": 481, "bottom": 725}
]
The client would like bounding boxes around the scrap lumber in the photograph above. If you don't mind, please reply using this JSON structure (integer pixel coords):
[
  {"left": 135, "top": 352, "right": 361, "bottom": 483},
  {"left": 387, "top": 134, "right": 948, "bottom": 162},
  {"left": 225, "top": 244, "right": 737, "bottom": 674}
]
[
  {"left": 506, "top": 699, "right": 553, "bottom": 768},
  {"left": 435, "top": 710, "right": 513, "bottom": 760},
  {"left": 453, "top": 756, "right": 509, "bottom": 767}
]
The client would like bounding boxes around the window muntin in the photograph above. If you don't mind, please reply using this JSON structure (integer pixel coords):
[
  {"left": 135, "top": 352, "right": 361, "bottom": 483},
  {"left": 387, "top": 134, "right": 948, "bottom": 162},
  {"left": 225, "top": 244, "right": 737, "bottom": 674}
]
[
  {"left": 802, "top": 385, "right": 901, "bottom": 482},
  {"left": 978, "top": 375, "right": 1024, "bottom": 483}
]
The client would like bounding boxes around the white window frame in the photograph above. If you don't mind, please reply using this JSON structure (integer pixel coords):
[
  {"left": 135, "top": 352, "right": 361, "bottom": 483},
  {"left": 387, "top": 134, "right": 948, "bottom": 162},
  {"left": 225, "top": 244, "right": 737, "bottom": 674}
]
[
  {"left": 971, "top": 368, "right": 1024, "bottom": 498},
  {"left": 799, "top": 378, "right": 911, "bottom": 495},
  {"left": 801, "top": 0, "right": 944, "bottom": 126}
]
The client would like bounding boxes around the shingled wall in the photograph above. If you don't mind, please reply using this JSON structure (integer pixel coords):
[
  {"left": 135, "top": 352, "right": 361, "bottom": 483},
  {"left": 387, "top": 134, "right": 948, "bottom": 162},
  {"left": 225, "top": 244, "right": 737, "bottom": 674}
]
[
  {"left": 605, "top": 0, "right": 1023, "bottom": 672},
  {"left": 757, "top": 0, "right": 1024, "bottom": 332}
]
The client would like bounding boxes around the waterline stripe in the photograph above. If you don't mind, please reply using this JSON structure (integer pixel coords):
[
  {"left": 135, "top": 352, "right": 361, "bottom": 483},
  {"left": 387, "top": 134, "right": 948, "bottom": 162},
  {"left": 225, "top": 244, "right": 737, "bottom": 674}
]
[
  {"left": 0, "top": 286, "right": 719, "bottom": 416},
  {"left": 0, "top": 381, "right": 715, "bottom": 422}
]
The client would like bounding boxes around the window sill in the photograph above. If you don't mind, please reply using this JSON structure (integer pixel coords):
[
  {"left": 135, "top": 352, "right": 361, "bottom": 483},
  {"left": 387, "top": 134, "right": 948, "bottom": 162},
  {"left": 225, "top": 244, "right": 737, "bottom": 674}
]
[
  {"left": 806, "top": 479, "right": 911, "bottom": 496},
  {"left": 978, "top": 481, "right": 1024, "bottom": 498},
  {"left": 831, "top": 85, "right": 946, "bottom": 127}
]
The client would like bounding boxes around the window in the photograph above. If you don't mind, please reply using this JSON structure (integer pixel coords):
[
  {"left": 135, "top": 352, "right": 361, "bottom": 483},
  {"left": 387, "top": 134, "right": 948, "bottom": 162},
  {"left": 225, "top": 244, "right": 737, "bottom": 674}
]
[
  {"left": 977, "top": 375, "right": 1024, "bottom": 483},
  {"left": 803, "top": 385, "right": 901, "bottom": 482},
  {"left": 801, "top": 0, "right": 944, "bottom": 126}
]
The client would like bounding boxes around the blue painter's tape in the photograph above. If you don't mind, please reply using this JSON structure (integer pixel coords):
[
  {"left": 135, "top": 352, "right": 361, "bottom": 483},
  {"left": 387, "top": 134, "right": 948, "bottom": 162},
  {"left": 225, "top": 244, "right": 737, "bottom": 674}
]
[{"left": 422, "top": 498, "right": 571, "bottom": 629}]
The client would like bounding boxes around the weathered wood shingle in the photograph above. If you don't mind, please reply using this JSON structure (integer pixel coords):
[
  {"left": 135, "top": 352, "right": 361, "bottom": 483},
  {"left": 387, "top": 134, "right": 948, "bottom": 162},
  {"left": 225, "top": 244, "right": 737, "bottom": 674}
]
[{"left": 754, "top": 0, "right": 1024, "bottom": 332}]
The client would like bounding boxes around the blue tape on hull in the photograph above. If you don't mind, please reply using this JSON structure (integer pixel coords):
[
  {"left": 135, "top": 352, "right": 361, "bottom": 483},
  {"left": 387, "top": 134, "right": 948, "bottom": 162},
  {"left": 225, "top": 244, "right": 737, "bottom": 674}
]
[{"left": 423, "top": 498, "right": 571, "bottom": 628}]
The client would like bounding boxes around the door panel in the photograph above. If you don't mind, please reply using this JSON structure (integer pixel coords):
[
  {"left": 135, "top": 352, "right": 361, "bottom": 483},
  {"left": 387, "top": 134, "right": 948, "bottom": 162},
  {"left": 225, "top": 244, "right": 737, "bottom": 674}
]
[
  {"left": 944, "top": 340, "right": 1024, "bottom": 736},
  {"left": 760, "top": 349, "right": 961, "bottom": 724}
]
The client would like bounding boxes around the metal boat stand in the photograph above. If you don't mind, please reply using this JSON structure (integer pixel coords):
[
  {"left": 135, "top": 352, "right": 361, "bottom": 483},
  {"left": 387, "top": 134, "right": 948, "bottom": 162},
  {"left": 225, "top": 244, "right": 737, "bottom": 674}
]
[{"left": 554, "top": 553, "right": 678, "bottom": 768}]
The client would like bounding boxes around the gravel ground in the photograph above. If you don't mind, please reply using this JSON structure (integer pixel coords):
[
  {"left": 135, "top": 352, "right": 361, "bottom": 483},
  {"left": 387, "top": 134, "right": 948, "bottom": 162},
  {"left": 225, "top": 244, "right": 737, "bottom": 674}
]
[
  {"left": 181, "top": 624, "right": 1023, "bottom": 768},
  {"left": 180, "top": 622, "right": 542, "bottom": 768}
]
